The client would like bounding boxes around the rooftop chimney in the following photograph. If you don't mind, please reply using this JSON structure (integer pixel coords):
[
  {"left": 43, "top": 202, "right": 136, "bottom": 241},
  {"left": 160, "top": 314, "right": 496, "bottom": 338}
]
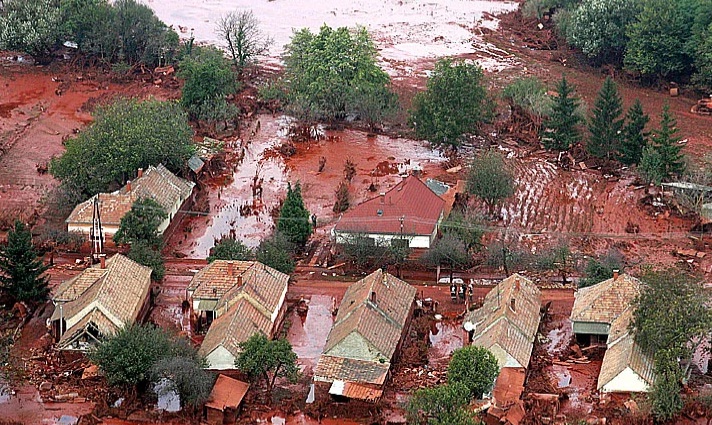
[
  {"left": 137, "top": 168, "right": 144, "bottom": 178},
  {"left": 510, "top": 297, "right": 516, "bottom": 312},
  {"left": 379, "top": 193, "right": 385, "bottom": 204},
  {"left": 370, "top": 291, "right": 377, "bottom": 303},
  {"left": 99, "top": 254, "right": 106, "bottom": 269},
  {"left": 613, "top": 269, "right": 620, "bottom": 281},
  {"left": 126, "top": 180, "right": 131, "bottom": 192},
  {"left": 227, "top": 261, "right": 234, "bottom": 276},
  {"left": 237, "top": 275, "right": 243, "bottom": 287},
  {"left": 514, "top": 277, "right": 520, "bottom": 293}
]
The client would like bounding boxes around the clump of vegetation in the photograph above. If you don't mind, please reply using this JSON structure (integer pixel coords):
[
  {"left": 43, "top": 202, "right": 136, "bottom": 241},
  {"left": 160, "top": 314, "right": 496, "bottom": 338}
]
[
  {"left": 255, "top": 232, "right": 295, "bottom": 274},
  {"left": 587, "top": 77, "right": 624, "bottom": 160},
  {"left": 543, "top": 75, "right": 582, "bottom": 151},
  {"left": 208, "top": 236, "right": 253, "bottom": 262},
  {"left": 501, "top": 76, "right": 552, "bottom": 137},
  {"left": 216, "top": 10, "right": 272, "bottom": 73},
  {"left": 639, "top": 104, "right": 685, "bottom": 184},
  {"left": 0, "top": 221, "right": 49, "bottom": 304},
  {"left": 447, "top": 346, "right": 500, "bottom": 399},
  {"left": 235, "top": 333, "right": 299, "bottom": 399},
  {"left": 276, "top": 182, "right": 311, "bottom": 246},
  {"left": 466, "top": 149, "right": 515, "bottom": 216},
  {"left": 578, "top": 249, "right": 624, "bottom": 288},
  {"left": 405, "top": 382, "right": 479, "bottom": 425},
  {"left": 333, "top": 181, "right": 350, "bottom": 213},
  {"left": 114, "top": 198, "right": 167, "bottom": 280}
]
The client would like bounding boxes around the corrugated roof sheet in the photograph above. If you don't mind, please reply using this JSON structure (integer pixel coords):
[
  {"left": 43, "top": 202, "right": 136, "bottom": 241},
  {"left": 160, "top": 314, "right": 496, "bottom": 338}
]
[
  {"left": 598, "top": 309, "right": 654, "bottom": 391},
  {"left": 464, "top": 274, "right": 542, "bottom": 368},
  {"left": 205, "top": 374, "right": 250, "bottom": 411},
  {"left": 572, "top": 274, "right": 640, "bottom": 325},
  {"left": 333, "top": 175, "right": 445, "bottom": 236}
]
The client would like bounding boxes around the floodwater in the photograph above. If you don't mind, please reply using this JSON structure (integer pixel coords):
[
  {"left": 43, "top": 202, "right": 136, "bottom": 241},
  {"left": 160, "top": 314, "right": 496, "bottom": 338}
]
[
  {"left": 155, "top": 378, "right": 181, "bottom": 412},
  {"left": 0, "top": 384, "right": 94, "bottom": 424},
  {"left": 286, "top": 294, "right": 335, "bottom": 369},
  {"left": 266, "top": 413, "right": 362, "bottom": 425},
  {"left": 428, "top": 321, "right": 464, "bottom": 364}
]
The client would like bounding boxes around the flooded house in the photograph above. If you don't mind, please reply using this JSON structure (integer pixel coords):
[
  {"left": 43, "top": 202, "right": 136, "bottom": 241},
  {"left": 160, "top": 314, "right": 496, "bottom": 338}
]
[
  {"left": 50, "top": 254, "right": 153, "bottom": 350},
  {"left": 190, "top": 260, "right": 289, "bottom": 370},
  {"left": 313, "top": 269, "right": 417, "bottom": 402},
  {"left": 65, "top": 164, "right": 195, "bottom": 242},
  {"left": 332, "top": 174, "right": 445, "bottom": 249},
  {"left": 571, "top": 273, "right": 653, "bottom": 393}
]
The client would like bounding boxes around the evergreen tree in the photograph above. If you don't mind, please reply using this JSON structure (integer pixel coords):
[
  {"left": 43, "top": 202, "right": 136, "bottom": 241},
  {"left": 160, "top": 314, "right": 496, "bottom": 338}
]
[
  {"left": 640, "top": 104, "right": 685, "bottom": 183},
  {"left": 587, "top": 77, "right": 624, "bottom": 159},
  {"left": 620, "top": 99, "right": 650, "bottom": 165},
  {"left": 276, "top": 182, "right": 311, "bottom": 246},
  {"left": 0, "top": 221, "right": 50, "bottom": 303},
  {"left": 544, "top": 76, "right": 581, "bottom": 151}
]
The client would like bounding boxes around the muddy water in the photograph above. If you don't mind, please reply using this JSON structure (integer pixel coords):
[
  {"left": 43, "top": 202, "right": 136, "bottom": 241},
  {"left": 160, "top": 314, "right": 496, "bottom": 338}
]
[
  {"left": 268, "top": 413, "right": 362, "bottom": 425},
  {"left": 428, "top": 321, "right": 464, "bottom": 364},
  {"left": 0, "top": 384, "right": 94, "bottom": 424},
  {"left": 286, "top": 295, "right": 335, "bottom": 369}
]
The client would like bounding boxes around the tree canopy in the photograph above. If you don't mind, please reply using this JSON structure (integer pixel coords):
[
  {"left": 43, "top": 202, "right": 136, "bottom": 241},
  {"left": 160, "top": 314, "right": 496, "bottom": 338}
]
[
  {"left": 255, "top": 232, "right": 295, "bottom": 274},
  {"left": 0, "top": 0, "right": 62, "bottom": 62},
  {"left": 235, "top": 333, "right": 299, "bottom": 396},
  {"left": 639, "top": 104, "right": 685, "bottom": 184},
  {"left": 466, "top": 149, "right": 515, "bottom": 214},
  {"left": 151, "top": 356, "right": 215, "bottom": 410},
  {"left": 208, "top": 236, "right": 253, "bottom": 263},
  {"left": 216, "top": 10, "right": 272, "bottom": 72},
  {"left": 276, "top": 182, "right": 311, "bottom": 246},
  {"left": 587, "top": 77, "right": 624, "bottom": 160},
  {"left": 114, "top": 198, "right": 167, "bottom": 247},
  {"left": 543, "top": 76, "right": 582, "bottom": 151},
  {"left": 179, "top": 46, "right": 237, "bottom": 117},
  {"left": 619, "top": 99, "right": 650, "bottom": 166},
  {"left": 0, "top": 221, "right": 50, "bottom": 303},
  {"left": 405, "top": 382, "right": 479, "bottom": 425},
  {"left": 447, "top": 346, "right": 500, "bottom": 400}
]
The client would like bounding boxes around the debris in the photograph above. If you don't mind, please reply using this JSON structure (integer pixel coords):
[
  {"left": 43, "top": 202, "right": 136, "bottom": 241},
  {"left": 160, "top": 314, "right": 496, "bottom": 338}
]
[{"left": 445, "top": 165, "right": 462, "bottom": 173}]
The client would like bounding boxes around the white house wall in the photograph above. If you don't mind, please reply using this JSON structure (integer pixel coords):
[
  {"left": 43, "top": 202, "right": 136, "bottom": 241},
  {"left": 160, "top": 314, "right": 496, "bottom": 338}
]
[
  {"left": 67, "top": 224, "right": 119, "bottom": 238},
  {"left": 482, "top": 343, "right": 522, "bottom": 369},
  {"left": 600, "top": 367, "right": 650, "bottom": 393},
  {"left": 205, "top": 345, "right": 237, "bottom": 370},
  {"left": 334, "top": 232, "right": 433, "bottom": 249}
]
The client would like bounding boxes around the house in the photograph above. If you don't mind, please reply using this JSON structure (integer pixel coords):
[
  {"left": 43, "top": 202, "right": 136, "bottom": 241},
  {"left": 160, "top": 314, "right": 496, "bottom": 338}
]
[
  {"left": 193, "top": 260, "right": 290, "bottom": 370},
  {"left": 66, "top": 164, "right": 195, "bottom": 241},
  {"left": 50, "top": 254, "right": 152, "bottom": 350},
  {"left": 332, "top": 175, "right": 445, "bottom": 249},
  {"left": 463, "top": 274, "right": 542, "bottom": 370},
  {"left": 313, "top": 269, "right": 417, "bottom": 402},
  {"left": 204, "top": 374, "right": 250, "bottom": 425},
  {"left": 571, "top": 272, "right": 641, "bottom": 344},
  {"left": 597, "top": 308, "right": 654, "bottom": 393}
]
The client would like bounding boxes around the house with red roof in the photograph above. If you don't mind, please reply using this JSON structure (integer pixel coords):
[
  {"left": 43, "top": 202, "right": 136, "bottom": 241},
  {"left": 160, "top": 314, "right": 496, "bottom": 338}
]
[{"left": 332, "top": 175, "right": 445, "bottom": 249}]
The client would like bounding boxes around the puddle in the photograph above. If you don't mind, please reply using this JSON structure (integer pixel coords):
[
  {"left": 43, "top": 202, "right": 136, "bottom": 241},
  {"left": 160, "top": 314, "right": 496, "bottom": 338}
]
[
  {"left": 429, "top": 321, "right": 464, "bottom": 363},
  {"left": 554, "top": 365, "right": 571, "bottom": 388},
  {"left": 287, "top": 295, "right": 335, "bottom": 368},
  {"left": 0, "top": 379, "right": 10, "bottom": 403},
  {"left": 271, "top": 417, "right": 286, "bottom": 425},
  {"left": 55, "top": 416, "right": 78, "bottom": 425},
  {"left": 545, "top": 318, "right": 572, "bottom": 354},
  {"left": 154, "top": 378, "right": 181, "bottom": 412}
]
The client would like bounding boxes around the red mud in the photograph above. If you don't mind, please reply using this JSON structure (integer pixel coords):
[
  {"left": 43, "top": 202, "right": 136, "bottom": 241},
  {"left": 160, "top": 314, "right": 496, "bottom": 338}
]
[{"left": 286, "top": 294, "right": 335, "bottom": 370}]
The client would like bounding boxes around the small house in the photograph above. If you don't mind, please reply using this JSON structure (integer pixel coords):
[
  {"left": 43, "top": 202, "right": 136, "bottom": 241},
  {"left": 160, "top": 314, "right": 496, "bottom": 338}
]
[{"left": 204, "top": 374, "right": 250, "bottom": 425}]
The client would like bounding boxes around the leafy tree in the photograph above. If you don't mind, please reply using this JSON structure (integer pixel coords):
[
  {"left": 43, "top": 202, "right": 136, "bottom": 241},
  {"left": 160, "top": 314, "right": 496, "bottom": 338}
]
[
  {"left": 50, "top": 98, "right": 194, "bottom": 197},
  {"left": 207, "top": 236, "right": 253, "bottom": 263},
  {"left": 333, "top": 181, "right": 350, "bottom": 213},
  {"left": 486, "top": 229, "right": 529, "bottom": 277},
  {"left": 466, "top": 149, "right": 515, "bottom": 215},
  {"left": 283, "top": 25, "right": 396, "bottom": 124},
  {"left": 422, "top": 234, "right": 471, "bottom": 277},
  {"left": 127, "top": 241, "right": 165, "bottom": 281},
  {"left": 587, "top": 77, "right": 624, "bottom": 160},
  {"left": 409, "top": 59, "right": 492, "bottom": 149},
  {"left": 337, "top": 234, "right": 409, "bottom": 273},
  {"left": 578, "top": 249, "right": 624, "bottom": 288},
  {"left": 692, "top": 22, "right": 712, "bottom": 91},
  {"left": 352, "top": 85, "right": 398, "bottom": 131},
  {"left": 151, "top": 356, "right": 215, "bottom": 410},
  {"left": 0, "top": 221, "right": 50, "bottom": 303},
  {"left": 179, "top": 46, "right": 237, "bottom": 116},
  {"left": 448, "top": 346, "right": 499, "bottom": 400},
  {"left": 216, "top": 10, "right": 272, "bottom": 72},
  {"left": 62, "top": 0, "right": 119, "bottom": 63},
  {"left": 532, "top": 242, "right": 576, "bottom": 284},
  {"left": 89, "top": 324, "right": 202, "bottom": 390},
  {"left": 114, "top": 198, "right": 167, "bottom": 247},
  {"left": 565, "top": 0, "right": 640, "bottom": 64},
  {"left": 0, "top": 0, "right": 62, "bottom": 63},
  {"left": 255, "top": 232, "right": 295, "bottom": 274},
  {"left": 543, "top": 76, "right": 582, "bottom": 151},
  {"left": 276, "top": 182, "right": 311, "bottom": 246},
  {"left": 405, "top": 383, "right": 478, "bottom": 425},
  {"left": 639, "top": 104, "right": 684, "bottom": 184},
  {"left": 440, "top": 210, "right": 484, "bottom": 252},
  {"left": 235, "top": 333, "right": 299, "bottom": 397},
  {"left": 650, "top": 348, "right": 684, "bottom": 421},
  {"left": 619, "top": 99, "right": 650, "bottom": 165},
  {"left": 112, "top": 0, "right": 179, "bottom": 66}
]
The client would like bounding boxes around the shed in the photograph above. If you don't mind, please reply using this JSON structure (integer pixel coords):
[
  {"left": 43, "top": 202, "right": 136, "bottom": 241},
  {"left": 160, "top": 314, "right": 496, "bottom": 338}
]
[{"left": 204, "top": 374, "right": 250, "bottom": 425}]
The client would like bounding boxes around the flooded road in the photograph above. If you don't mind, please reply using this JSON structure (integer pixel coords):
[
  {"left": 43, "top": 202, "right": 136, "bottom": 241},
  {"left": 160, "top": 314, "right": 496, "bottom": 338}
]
[
  {"left": 287, "top": 295, "right": 335, "bottom": 369},
  {"left": 428, "top": 320, "right": 464, "bottom": 364}
]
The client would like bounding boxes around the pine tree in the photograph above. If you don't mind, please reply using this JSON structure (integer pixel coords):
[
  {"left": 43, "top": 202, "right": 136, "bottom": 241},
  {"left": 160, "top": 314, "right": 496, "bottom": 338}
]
[
  {"left": 620, "top": 99, "right": 650, "bottom": 165},
  {"left": 277, "top": 182, "right": 311, "bottom": 246},
  {"left": 0, "top": 221, "right": 50, "bottom": 303},
  {"left": 641, "top": 103, "right": 685, "bottom": 184},
  {"left": 544, "top": 76, "right": 581, "bottom": 151},
  {"left": 587, "top": 77, "right": 623, "bottom": 160}
]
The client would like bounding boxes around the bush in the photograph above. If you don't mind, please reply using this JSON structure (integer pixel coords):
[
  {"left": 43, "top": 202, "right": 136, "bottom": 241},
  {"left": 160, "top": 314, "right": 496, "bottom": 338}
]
[
  {"left": 208, "top": 236, "right": 253, "bottom": 262},
  {"left": 578, "top": 249, "right": 624, "bottom": 288},
  {"left": 151, "top": 356, "right": 215, "bottom": 409},
  {"left": 179, "top": 46, "right": 237, "bottom": 117},
  {"left": 0, "top": 0, "right": 62, "bottom": 62},
  {"left": 447, "top": 346, "right": 500, "bottom": 399},
  {"left": 255, "top": 232, "right": 295, "bottom": 274},
  {"left": 405, "top": 383, "right": 478, "bottom": 425},
  {"left": 501, "top": 77, "right": 552, "bottom": 118},
  {"left": 114, "top": 198, "right": 167, "bottom": 248},
  {"left": 276, "top": 182, "right": 311, "bottom": 246}
]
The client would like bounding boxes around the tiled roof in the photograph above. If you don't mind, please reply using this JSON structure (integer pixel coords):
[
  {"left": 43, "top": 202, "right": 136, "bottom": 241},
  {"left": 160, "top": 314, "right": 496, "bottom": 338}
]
[
  {"left": 464, "top": 274, "right": 542, "bottom": 368},
  {"left": 598, "top": 309, "right": 654, "bottom": 391},
  {"left": 333, "top": 175, "right": 445, "bottom": 236},
  {"left": 572, "top": 274, "right": 641, "bottom": 325},
  {"left": 198, "top": 297, "right": 274, "bottom": 359},
  {"left": 66, "top": 164, "right": 194, "bottom": 226},
  {"left": 53, "top": 254, "right": 152, "bottom": 347},
  {"left": 314, "top": 355, "right": 390, "bottom": 386},
  {"left": 323, "top": 269, "right": 416, "bottom": 360},
  {"left": 205, "top": 374, "right": 249, "bottom": 411}
]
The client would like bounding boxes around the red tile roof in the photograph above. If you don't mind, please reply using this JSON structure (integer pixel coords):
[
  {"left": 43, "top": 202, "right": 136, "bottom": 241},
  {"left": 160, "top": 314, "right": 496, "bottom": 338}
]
[{"left": 334, "top": 175, "right": 445, "bottom": 236}]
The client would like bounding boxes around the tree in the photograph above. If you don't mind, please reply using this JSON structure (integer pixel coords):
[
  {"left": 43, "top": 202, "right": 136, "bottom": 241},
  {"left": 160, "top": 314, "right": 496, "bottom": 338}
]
[
  {"left": 639, "top": 145, "right": 665, "bottom": 185},
  {"left": 447, "top": 346, "right": 500, "bottom": 400},
  {"left": 587, "top": 77, "right": 624, "bottom": 160},
  {"left": 127, "top": 241, "right": 165, "bottom": 281},
  {"left": 543, "top": 76, "right": 582, "bottom": 151},
  {"left": 619, "top": 99, "right": 650, "bottom": 165},
  {"left": 216, "top": 10, "right": 272, "bottom": 72},
  {"left": 276, "top": 182, "right": 311, "bottom": 246},
  {"left": 578, "top": 248, "right": 624, "bottom": 288},
  {"left": 151, "top": 356, "right": 215, "bottom": 410},
  {"left": 422, "top": 234, "right": 471, "bottom": 277},
  {"left": 283, "top": 25, "right": 396, "bottom": 124},
  {"left": 114, "top": 198, "right": 167, "bottom": 247},
  {"left": 650, "top": 348, "right": 684, "bottom": 421},
  {"left": 486, "top": 229, "right": 529, "bottom": 277},
  {"left": 235, "top": 333, "right": 299, "bottom": 398},
  {"left": 639, "top": 104, "right": 685, "bottom": 183},
  {"left": 255, "top": 232, "right": 295, "bottom": 274},
  {"left": 532, "top": 242, "right": 577, "bottom": 284},
  {"left": 405, "top": 383, "right": 478, "bottom": 425},
  {"left": 409, "top": 59, "right": 492, "bottom": 149},
  {"left": 466, "top": 149, "right": 515, "bottom": 215},
  {"left": 333, "top": 181, "right": 350, "bottom": 213},
  {"left": 89, "top": 324, "right": 202, "bottom": 390},
  {"left": 50, "top": 98, "right": 194, "bottom": 197},
  {"left": 0, "top": 0, "right": 62, "bottom": 63},
  {"left": 692, "top": 22, "right": 712, "bottom": 91},
  {"left": 440, "top": 210, "right": 484, "bottom": 252},
  {"left": 338, "top": 234, "right": 393, "bottom": 272},
  {"left": 0, "top": 221, "right": 49, "bottom": 303},
  {"left": 179, "top": 46, "right": 237, "bottom": 117},
  {"left": 208, "top": 236, "right": 253, "bottom": 263}
]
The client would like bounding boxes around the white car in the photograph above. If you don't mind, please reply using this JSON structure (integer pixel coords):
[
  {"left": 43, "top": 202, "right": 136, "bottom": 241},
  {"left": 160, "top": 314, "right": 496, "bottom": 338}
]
[{"left": 438, "top": 277, "right": 464, "bottom": 285}]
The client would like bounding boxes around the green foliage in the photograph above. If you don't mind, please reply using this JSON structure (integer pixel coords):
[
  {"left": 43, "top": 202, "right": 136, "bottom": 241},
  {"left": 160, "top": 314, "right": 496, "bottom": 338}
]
[
  {"left": 127, "top": 241, "right": 165, "bottom": 281},
  {"left": 440, "top": 210, "right": 485, "bottom": 252},
  {"left": 466, "top": 149, "right": 515, "bottom": 213},
  {"left": 447, "top": 346, "right": 500, "bottom": 400},
  {"left": 255, "top": 232, "right": 295, "bottom": 274},
  {"left": 578, "top": 249, "right": 624, "bottom": 288},
  {"left": 531, "top": 242, "right": 576, "bottom": 284},
  {"left": 619, "top": 99, "right": 650, "bottom": 165},
  {"left": 0, "top": 221, "right": 50, "bottom": 303},
  {"left": 501, "top": 76, "right": 552, "bottom": 118},
  {"left": 566, "top": 0, "right": 640, "bottom": 63},
  {"left": 179, "top": 46, "right": 237, "bottom": 117},
  {"left": 486, "top": 233, "right": 529, "bottom": 277},
  {"left": 650, "top": 349, "right": 684, "bottom": 421},
  {"left": 409, "top": 59, "right": 492, "bottom": 149},
  {"left": 151, "top": 356, "right": 215, "bottom": 409},
  {"left": 405, "top": 382, "right": 478, "bottom": 425},
  {"left": 624, "top": 0, "right": 694, "bottom": 79},
  {"left": 422, "top": 234, "right": 471, "bottom": 270},
  {"left": 277, "top": 182, "right": 311, "bottom": 246},
  {"left": 89, "top": 324, "right": 202, "bottom": 389},
  {"left": 235, "top": 333, "right": 299, "bottom": 395},
  {"left": 0, "top": 0, "right": 62, "bottom": 61},
  {"left": 216, "top": 10, "right": 272, "bottom": 71},
  {"left": 114, "top": 198, "right": 167, "bottom": 247},
  {"left": 283, "top": 25, "right": 396, "bottom": 124},
  {"left": 50, "top": 98, "right": 194, "bottom": 197},
  {"left": 639, "top": 104, "right": 684, "bottom": 184},
  {"left": 207, "top": 236, "right": 253, "bottom": 263},
  {"left": 544, "top": 76, "right": 582, "bottom": 151},
  {"left": 587, "top": 77, "right": 624, "bottom": 159},
  {"left": 692, "top": 22, "right": 712, "bottom": 91}
]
